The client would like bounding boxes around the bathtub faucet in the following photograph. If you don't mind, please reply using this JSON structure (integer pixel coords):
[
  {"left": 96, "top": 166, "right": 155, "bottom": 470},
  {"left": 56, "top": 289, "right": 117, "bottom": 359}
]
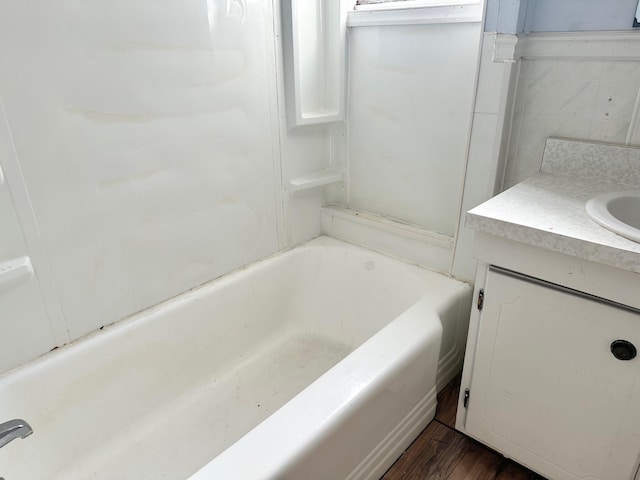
[{"left": 0, "top": 419, "right": 33, "bottom": 449}]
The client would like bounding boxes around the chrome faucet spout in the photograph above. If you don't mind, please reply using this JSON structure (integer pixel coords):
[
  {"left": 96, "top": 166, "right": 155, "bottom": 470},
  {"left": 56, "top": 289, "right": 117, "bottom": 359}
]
[{"left": 0, "top": 419, "right": 33, "bottom": 449}]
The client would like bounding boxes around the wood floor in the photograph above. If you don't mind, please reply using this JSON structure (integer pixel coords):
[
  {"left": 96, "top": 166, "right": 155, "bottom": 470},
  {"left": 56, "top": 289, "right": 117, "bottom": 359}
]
[{"left": 381, "top": 375, "right": 546, "bottom": 480}]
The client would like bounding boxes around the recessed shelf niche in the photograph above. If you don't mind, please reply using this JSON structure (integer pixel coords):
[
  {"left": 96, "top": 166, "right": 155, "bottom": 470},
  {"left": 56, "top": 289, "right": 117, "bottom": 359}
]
[{"left": 281, "top": 0, "right": 347, "bottom": 126}]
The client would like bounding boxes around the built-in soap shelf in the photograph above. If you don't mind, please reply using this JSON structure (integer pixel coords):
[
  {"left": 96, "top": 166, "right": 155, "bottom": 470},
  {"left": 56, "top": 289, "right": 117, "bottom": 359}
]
[
  {"left": 0, "top": 256, "right": 33, "bottom": 292},
  {"left": 289, "top": 170, "right": 343, "bottom": 193}
]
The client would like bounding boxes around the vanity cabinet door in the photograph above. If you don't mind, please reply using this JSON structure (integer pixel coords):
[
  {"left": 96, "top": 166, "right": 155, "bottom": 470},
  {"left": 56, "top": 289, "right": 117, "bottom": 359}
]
[{"left": 465, "top": 268, "right": 640, "bottom": 480}]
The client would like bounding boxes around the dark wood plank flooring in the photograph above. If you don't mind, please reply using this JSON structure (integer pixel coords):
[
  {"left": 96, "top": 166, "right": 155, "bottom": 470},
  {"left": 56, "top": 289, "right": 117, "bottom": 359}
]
[{"left": 381, "top": 374, "right": 546, "bottom": 480}]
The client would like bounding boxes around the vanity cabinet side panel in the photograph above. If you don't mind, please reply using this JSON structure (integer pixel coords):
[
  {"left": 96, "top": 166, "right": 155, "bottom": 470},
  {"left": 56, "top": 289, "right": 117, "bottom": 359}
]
[
  {"left": 464, "top": 268, "right": 640, "bottom": 480},
  {"left": 456, "top": 262, "right": 489, "bottom": 430}
]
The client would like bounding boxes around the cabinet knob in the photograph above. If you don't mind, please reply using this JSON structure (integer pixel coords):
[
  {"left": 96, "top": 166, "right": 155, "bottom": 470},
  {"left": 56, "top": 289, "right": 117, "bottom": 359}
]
[{"left": 610, "top": 340, "right": 637, "bottom": 361}]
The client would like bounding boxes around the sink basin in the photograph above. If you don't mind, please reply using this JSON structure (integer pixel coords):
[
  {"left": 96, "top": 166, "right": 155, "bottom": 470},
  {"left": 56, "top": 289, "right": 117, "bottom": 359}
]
[{"left": 585, "top": 191, "right": 640, "bottom": 243}]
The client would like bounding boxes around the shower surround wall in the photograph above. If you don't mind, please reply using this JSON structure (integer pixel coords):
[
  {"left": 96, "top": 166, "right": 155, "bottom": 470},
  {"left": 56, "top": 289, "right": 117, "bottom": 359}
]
[
  {"left": 0, "top": 0, "right": 332, "bottom": 374},
  {"left": 347, "top": 23, "right": 481, "bottom": 237},
  {"left": 323, "top": 15, "right": 484, "bottom": 277}
]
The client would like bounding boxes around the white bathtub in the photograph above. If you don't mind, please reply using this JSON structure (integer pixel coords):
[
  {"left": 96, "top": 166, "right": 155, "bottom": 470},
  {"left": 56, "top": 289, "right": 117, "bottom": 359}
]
[{"left": 0, "top": 237, "right": 471, "bottom": 480}]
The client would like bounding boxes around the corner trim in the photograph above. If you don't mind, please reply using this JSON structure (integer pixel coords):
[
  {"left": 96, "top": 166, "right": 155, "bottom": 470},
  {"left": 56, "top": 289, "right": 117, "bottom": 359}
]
[{"left": 492, "top": 34, "right": 518, "bottom": 63}]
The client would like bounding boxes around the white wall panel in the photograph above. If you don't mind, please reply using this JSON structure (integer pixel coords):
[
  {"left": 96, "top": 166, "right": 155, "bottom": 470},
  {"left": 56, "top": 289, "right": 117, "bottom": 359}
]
[
  {"left": 0, "top": 103, "right": 64, "bottom": 372},
  {"left": 452, "top": 33, "right": 519, "bottom": 282},
  {"left": 0, "top": 179, "right": 58, "bottom": 372},
  {"left": 0, "top": 0, "right": 282, "bottom": 341},
  {"left": 347, "top": 22, "right": 481, "bottom": 236},
  {"left": 505, "top": 58, "right": 640, "bottom": 188}
]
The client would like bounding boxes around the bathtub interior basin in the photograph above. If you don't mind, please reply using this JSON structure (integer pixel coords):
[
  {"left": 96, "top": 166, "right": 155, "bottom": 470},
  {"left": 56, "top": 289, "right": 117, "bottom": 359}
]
[{"left": 585, "top": 190, "right": 640, "bottom": 243}]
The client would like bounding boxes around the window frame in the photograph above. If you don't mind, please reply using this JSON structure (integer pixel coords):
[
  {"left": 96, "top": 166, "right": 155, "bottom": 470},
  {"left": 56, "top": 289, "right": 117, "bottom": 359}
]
[
  {"left": 354, "top": 0, "right": 481, "bottom": 11},
  {"left": 348, "top": 0, "right": 483, "bottom": 27}
]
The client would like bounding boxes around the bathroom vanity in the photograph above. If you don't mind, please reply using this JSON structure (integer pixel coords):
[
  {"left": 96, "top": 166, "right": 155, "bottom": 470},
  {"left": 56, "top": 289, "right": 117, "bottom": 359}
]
[{"left": 456, "top": 138, "right": 640, "bottom": 480}]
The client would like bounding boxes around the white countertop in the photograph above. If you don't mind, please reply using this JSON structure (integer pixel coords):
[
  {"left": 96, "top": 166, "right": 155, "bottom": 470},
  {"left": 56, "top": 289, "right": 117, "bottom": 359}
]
[{"left": 467, "top": 171, "right": 640, "bottom": 274}]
